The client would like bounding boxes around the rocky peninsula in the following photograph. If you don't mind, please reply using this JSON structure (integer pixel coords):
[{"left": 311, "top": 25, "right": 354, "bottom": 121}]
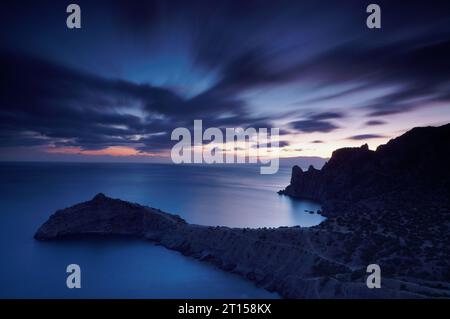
[{"left": 35, "top": 124, "right": 450, "bottom": 298}]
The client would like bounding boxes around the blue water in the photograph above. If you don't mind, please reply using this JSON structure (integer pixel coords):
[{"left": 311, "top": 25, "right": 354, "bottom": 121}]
[{"left": 0, "top": 162, "right": 324, "bottom": 298}]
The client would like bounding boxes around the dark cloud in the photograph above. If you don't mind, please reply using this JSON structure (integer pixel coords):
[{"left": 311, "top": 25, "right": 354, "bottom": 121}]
[
  {"left": 310, "top": 140, "right": 324, "bottom": 144},
  {"left": 278, "top": 129, "right": 293, "bottom": 136},
  {"left": 0, "top": 51, "right": 273, "bottom": 152},
  {"left": 135, "top": 133, "right": 175, "bottom": 153},
  {"left": 288, "top": 111, "right": 342, "bottom": 133},
  {"left": 195, "top": 14, "right": 450, "bottom": 118},
  {"left": 299, "top": 37, "right": 450, "bottom": 117},
  {"left": 211, "top": 48, "right": 306, "bottom": 94},
  {"left": 347, "top": 134, "right": 386, "bottom": 141},
  {"left": 1, "top": 51, "right": 154, "bottom": 150},
  {"left": 0, "top": 131, "right": 50, "bottom": 147},
  {"left": 309, "top": 112, "right": 345, "bottom": 121},
  {"left": 290, "top": 120, "right": 338, "bottom": 133},
  {"left": 189, "top": 0, "right": 450, "bottom": 99},
  {"left": 278, "top": 141, "right": 290, "bottom": 148},
  {"left": 2, "top": 0, "right": 450, "bottom": 158},
  {"left": 189, "top": 24, "right": 450, "bottom": 130},
  {"left": 252, "top": 140, "right": 290, "bottom": 149},
  {"left": 365, "top": 120, "right": 386, "bottom": 126}
]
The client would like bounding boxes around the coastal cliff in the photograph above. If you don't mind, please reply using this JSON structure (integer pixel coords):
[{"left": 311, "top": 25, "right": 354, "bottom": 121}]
[
  {"left": 35, "top": 124, "right": 450, "bottom": 298},
  {"left": 279, "top": 124, "right": 450, "bottom": 215}
]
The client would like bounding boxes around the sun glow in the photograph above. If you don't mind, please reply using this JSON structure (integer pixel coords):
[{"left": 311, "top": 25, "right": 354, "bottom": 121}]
[{"left": 47, "top": 146, "right": 140, "bottom": 157}]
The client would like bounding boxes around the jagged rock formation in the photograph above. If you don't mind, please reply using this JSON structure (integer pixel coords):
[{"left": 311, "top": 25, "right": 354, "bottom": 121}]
[
  {"left": 278, "top": 124, "right": 450, "bottom": 296},
  {"left": 35, "top": 124, "right": 450, "bottom": 298},
  {"left": 279, "top": 124, "right": 450, "bottom": 213}
]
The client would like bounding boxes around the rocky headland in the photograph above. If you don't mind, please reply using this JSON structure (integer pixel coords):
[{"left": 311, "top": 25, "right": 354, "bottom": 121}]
[{"left": 35, "top": 124, "right": 450, "bottom": 298}]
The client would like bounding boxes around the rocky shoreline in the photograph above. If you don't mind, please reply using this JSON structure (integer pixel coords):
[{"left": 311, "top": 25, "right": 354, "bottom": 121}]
[
  {"left": 35, "top": 124, "right": 450, "bottom": 298},
  {"left": 35, "top": 192, "right": 449, "bottom": 298}
]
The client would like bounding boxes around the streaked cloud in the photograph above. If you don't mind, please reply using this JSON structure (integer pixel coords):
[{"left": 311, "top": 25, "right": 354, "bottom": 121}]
[
  {"left": 347, "top": 134, "right": 386, "bottom": 141},
  {"left": 1, "top": 0, "right": 450, "bottom": 160}
]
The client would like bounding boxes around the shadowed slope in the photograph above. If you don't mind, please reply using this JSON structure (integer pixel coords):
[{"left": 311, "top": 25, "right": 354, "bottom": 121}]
[{"left": 35, "top": 193, "right": 449, "bottom": 298}]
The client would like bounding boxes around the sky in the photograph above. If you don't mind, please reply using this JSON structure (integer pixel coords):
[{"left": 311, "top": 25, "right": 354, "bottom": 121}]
[{"left": 1, "top": 0, "right": 449, "bottom": 162}]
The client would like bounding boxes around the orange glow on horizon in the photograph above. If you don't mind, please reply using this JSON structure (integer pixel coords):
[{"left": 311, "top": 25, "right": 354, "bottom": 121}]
[{"left": 46, "top": 146, "right": 162, "bottom": 157}]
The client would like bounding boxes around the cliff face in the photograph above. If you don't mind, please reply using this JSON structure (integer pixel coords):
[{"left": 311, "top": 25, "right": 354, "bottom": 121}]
[
  {"left": 279, "top": 124, "right": 450, "bottom": 211},
  {"left": 280, "top": 144, "right": 377, "bottom": 205},
  {"left": 274, "top": 124, "right": 450, "bottom": 298}
]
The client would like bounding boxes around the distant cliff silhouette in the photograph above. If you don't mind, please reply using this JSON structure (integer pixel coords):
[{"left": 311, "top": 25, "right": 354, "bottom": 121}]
[{"left": 279, "top": 124, "right": 450, "bottom": 215}]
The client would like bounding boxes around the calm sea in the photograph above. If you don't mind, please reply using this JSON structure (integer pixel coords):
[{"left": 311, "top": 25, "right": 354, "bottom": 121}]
[{"left": 0, "top": 162, "right": 324, "bottom": 298}]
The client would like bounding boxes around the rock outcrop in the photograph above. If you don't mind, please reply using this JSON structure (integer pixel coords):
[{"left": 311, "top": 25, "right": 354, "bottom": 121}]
[
  {"left": 35, "top": 124, "right": 450, "bottom": 298},
  {"left": 279, "top": 124, "right": 450, "bottom": 214},
  {"left": 35, "top": 193, "right": 450, "bottom": 298},
  {"left": 277, "top": 124, "right": 450, "bottom": 297}
]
